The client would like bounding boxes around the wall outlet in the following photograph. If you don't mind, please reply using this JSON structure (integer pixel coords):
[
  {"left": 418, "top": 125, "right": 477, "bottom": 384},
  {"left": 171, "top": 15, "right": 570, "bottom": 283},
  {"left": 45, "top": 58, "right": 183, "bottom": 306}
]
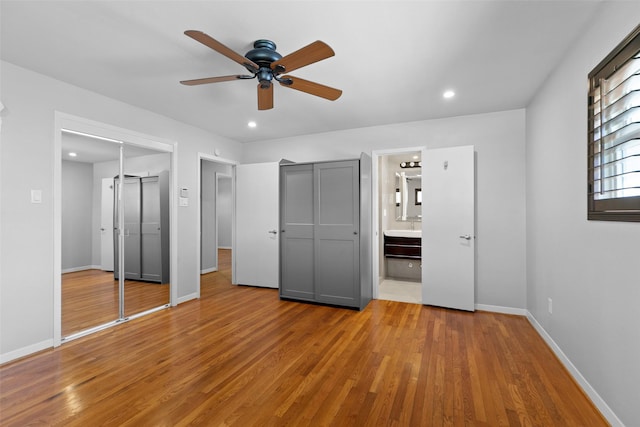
[{"left": 547, "top": 297, "right": 553, "bottom": 314}]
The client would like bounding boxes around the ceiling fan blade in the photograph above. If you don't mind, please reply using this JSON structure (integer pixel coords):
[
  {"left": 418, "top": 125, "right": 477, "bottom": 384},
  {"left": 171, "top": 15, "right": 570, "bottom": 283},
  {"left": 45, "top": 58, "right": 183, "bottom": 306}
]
[
  {"left": 258, "top": 83, "right": 274, "bottom": 110},
  {"left": 184, "top": 30, "right": 259, "bottom": 73},
  {"left": 180, "top": 75, "right": 253, "bottom": 85},
  {"left": 279, "top": 75, "right": 342, "bottom": 101},
  {"left": 271, "top": 41, "right": 335, "bottom": 74}
]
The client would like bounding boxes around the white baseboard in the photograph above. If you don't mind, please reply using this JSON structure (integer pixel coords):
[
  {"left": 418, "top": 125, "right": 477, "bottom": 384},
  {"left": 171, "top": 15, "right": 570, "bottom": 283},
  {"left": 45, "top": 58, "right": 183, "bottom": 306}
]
[
  {"left": 61, "top": 265, "right": 102, "bottom": 274},
  {"left": 475, "top": 303, "right": 527, "bottom": 316},
  {"left": 0, "top": 339, "right": 53, "bottom": 365},
  {"left": 201, "top": 267, "right": 218, "bottom": 274},
  {"left": 176, "top": 292, "right": 198, "bottom": 305},
  {"left": 526, "top": 312, "right": 623, "bottom": 427}
]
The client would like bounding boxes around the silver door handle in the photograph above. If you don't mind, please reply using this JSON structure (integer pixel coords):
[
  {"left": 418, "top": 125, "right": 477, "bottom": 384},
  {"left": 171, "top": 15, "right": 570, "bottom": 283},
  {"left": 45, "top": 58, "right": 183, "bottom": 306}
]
[
  {"left": 268, "top": 230, "right": 278, "bottom": 235},
  {"left": 459, "top": 234, "right": 471, "bottom": 240}
]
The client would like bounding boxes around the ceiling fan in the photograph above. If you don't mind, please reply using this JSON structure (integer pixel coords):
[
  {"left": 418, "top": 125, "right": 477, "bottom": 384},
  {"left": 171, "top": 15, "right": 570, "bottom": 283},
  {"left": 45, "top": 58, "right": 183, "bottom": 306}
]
[{"left": 180, "top": 30, "right": 342, "bottom": 110}]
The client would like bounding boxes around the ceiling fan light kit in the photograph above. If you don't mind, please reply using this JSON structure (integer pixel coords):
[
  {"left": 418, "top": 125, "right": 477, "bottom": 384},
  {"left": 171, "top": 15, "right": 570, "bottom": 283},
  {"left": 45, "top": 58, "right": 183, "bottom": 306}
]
[{"left": 181, "top": 31, "right": 342, "bottom": 110}]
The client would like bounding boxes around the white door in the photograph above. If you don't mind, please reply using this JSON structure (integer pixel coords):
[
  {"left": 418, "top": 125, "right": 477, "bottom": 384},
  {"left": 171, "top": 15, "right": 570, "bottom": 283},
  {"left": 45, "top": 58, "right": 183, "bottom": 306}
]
[
  {"left": 100, "top": 177, "right": 114, "bottom": 271},
  {"left": 422, "top": 145, "right": 475, "bottom": 311},
  {"left": 235, "top": 162, "right": 280, "bottom": 288}
]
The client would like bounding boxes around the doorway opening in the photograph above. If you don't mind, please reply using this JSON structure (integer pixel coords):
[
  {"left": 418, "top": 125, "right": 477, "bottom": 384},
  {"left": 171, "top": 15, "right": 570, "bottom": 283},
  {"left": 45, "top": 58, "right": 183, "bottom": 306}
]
[
  {"left": 54, "top": 113, "right": 177, "bottom": 345},
  {"left": 372, "top": 148, "right": 424, "bottom": 304},
  {"left": 197, "top": 154, "right": 237, "bottom": 298}
]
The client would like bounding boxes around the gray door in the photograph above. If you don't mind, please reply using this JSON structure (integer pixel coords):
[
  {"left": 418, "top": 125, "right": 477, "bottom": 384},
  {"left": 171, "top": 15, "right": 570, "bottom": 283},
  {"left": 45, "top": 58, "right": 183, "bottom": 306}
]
[
  {"left": 114, "top": 177, "right": 141, "bottom": 280},
  {"left": 140, "top": 176, "right": 161, "bottom": 281},
  {"left": 280, "top": 164, "right": 315, "bottom": 300},
  {"left": 314, "top": 160, "right": 360, "bottom": 306}
]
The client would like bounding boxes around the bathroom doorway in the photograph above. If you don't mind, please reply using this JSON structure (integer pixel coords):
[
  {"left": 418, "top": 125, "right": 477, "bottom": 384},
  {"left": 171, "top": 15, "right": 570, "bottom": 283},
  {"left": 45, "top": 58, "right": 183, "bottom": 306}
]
[
  {"left": 373, "top": 145, "right": 477, "bottom": 311},
  {"left": 373, "top": 148, "right": 423, "bottom": 304}
]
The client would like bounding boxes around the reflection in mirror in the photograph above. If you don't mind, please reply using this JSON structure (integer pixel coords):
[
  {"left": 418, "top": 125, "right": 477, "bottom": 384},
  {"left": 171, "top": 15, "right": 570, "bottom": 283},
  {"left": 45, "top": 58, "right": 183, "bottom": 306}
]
[
  {"left": 122, "top": 144, "right": 171, "bottom": 318},
  {"left": 61, "top": 130, "right": 171, "bottom": 339},
  {"left": 61, "top": 133, "right": 121, "bottom": 337},
  {"left": 395, "top": 170, "right": 422, "bottom": 221}
]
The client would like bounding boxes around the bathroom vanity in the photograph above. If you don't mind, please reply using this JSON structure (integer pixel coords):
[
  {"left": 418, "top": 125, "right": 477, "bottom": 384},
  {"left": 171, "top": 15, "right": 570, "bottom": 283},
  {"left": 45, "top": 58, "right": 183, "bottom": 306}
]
[{"left": 383, "top": 230, "right": 421, "bottom": 260}]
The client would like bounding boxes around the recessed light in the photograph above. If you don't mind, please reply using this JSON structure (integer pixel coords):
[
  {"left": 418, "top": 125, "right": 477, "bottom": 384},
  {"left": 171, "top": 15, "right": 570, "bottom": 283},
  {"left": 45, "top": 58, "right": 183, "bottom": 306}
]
[
  {"left": 248, "top": 121, "right": 257, "bottom": 128},
  {"left": 69, "top": 152, "right": 77, "bottom": 157},
  {"left": 412, "top": 155, "right": 419, "bottom": 160},
  {"left": 443, "top": 90, "right": 455, "bottom": 99}
]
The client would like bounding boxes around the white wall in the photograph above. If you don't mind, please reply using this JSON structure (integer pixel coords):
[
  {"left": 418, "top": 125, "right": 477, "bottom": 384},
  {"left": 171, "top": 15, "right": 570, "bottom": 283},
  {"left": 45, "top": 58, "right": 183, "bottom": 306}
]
[
  {"left": 526, "top": 3, "right": 640, "bottom": 425},
  {"left": 61, "top": 160, "right": 93, "bottom": 271},
  {"left": 243, "top": 109, "right": 527, "bottom": 310},
  {"left": 217, "top": 176, "right": 233, "bottom": 248},
  {"left": 0, "top": 61, "right": 242, "bottom": 360}
]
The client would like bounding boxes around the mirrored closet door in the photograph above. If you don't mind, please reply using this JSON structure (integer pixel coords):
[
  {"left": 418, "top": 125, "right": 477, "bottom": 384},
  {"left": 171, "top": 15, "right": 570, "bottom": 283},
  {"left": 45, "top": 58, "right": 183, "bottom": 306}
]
[{"left": 61, "top": 131, "right": 171, "bottom": 340}]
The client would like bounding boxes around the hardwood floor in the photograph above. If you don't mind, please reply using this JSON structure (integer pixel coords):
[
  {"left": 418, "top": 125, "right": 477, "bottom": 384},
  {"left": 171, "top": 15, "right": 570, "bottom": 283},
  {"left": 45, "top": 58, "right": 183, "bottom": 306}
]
[
  {"left": 1, "top": 249, "right": 606, "bottom": 426},
  {"left": 62, "top": 269, "right": 170, "bottom": 337}
]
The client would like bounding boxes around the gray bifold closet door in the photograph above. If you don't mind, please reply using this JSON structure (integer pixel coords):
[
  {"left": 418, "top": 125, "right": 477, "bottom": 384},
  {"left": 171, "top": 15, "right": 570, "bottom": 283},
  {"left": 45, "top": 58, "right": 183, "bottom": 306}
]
[{"left": 280, "top": 157, "right": 370, "bottom": 309}]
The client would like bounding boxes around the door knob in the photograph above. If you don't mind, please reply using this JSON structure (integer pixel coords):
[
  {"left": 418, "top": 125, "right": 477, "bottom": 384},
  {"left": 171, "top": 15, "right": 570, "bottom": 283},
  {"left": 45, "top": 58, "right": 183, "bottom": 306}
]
[
  {"left": 268, "top": 230, "right": 278, "bottom": 235},
  {"left": 459, "top": 234, "right": 471, "bottom": 240}
]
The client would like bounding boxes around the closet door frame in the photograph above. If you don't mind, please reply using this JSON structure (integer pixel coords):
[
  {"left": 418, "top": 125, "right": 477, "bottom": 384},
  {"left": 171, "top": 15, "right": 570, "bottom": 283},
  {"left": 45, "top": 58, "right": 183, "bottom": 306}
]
[{"left": 53, "top": 112, "right": 178, "bottom": 347}]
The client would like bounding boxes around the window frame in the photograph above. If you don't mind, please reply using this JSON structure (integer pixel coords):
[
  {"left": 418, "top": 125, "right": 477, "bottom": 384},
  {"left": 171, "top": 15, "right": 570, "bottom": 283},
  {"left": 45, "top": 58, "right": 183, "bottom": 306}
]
[{"left": 587, "top": 24, "right": 640, "bottom": 222}]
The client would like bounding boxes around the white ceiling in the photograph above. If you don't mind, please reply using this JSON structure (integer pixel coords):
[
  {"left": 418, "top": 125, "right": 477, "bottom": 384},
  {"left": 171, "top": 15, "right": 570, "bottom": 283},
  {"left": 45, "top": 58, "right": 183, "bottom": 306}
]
[{"left": 1, "top": 1, "right": 602, "bottom": 143}]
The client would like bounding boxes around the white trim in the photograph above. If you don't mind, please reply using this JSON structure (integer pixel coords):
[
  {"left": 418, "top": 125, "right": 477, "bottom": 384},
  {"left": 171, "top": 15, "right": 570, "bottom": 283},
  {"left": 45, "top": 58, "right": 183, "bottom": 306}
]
[
  {"left": 176, "top": 292, "right": 198, "bottom": 305},
  {"left": 196, "top": 153, "right": 238, "bottom": 299},
  {"left": 61, "top": 265, "right": 102, "bottom": 274},
  {"left": 0, "top": 339, "right": 53, "bottom": 365},
  {"left": 201, "top": 267, "right": 218, "bottom": 274},
  {"left": 170, "top": 143, "right": 178, "bottom": 307},
  {"left": 475, "top": 304, "right": 527, "bottom": 316},
  {"left": 526, "top": 311, "right": 624, "bottom": 427}
]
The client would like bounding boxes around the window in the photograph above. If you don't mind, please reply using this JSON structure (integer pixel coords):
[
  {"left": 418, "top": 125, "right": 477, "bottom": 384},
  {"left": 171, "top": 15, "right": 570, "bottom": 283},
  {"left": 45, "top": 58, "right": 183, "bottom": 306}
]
[{"left": 588, "top": 24, "right": 640, "bottom": 222}]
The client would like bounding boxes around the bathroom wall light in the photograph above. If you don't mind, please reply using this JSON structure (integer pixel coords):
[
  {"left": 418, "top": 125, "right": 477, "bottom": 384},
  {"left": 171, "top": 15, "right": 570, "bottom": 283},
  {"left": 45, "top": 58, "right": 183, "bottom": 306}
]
[
  {"left": 400, "top": 161, "right": 421, "bottom": 168},
  {"left": 443, "top": 90, "right": 455, "bottom": 99}
]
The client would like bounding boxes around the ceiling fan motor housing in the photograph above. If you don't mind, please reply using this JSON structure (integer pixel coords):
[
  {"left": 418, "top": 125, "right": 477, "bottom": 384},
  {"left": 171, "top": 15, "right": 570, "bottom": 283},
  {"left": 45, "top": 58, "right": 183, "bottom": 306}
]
[
  {"left": 245, "top": 39, "right": 282, "bottom": 88},
  {"left": 245, "top": 40, "right": 282, "bottom": 66}
]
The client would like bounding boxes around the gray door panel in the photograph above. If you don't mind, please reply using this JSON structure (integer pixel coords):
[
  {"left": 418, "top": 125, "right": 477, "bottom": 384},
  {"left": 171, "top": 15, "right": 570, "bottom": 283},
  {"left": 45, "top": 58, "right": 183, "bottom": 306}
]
[{"left": 314, "top": 161, "right": 359, "bottom": 305}]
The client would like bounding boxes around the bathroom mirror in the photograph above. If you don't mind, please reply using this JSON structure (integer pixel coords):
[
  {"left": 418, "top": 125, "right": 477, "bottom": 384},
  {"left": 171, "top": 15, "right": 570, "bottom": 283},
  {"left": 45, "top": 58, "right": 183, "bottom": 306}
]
[{"left": 395, "top": 171, "right": 422, "bottom": 221}]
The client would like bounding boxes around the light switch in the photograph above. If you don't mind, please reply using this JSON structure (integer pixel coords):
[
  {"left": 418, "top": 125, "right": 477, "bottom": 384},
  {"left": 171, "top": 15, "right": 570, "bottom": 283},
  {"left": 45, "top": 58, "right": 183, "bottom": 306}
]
[
  {"left": 180, "top": 188, "right": 189, "bottom": 198},
  {"left": 31, "top": 190, "right": 42, "bottom": 204},
  {"left": 179, "top": 197, "right": 189, "bottom": 207}
]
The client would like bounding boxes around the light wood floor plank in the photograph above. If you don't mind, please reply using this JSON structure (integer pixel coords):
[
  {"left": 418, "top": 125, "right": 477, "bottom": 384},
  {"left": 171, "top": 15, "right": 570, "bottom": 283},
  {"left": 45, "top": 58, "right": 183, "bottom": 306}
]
[
  {"left": 62, "top": 269, "right": 169, "bottom": 337},
  {"left": 1, "top": 249, "right": 608, "bottom": 426}
]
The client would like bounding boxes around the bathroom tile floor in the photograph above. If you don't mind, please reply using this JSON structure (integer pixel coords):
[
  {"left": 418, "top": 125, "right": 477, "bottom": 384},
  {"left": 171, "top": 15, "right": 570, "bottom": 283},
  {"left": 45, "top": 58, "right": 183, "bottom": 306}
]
[{"left": 378, "top": 279, "right": 422, "bottom": 304}]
